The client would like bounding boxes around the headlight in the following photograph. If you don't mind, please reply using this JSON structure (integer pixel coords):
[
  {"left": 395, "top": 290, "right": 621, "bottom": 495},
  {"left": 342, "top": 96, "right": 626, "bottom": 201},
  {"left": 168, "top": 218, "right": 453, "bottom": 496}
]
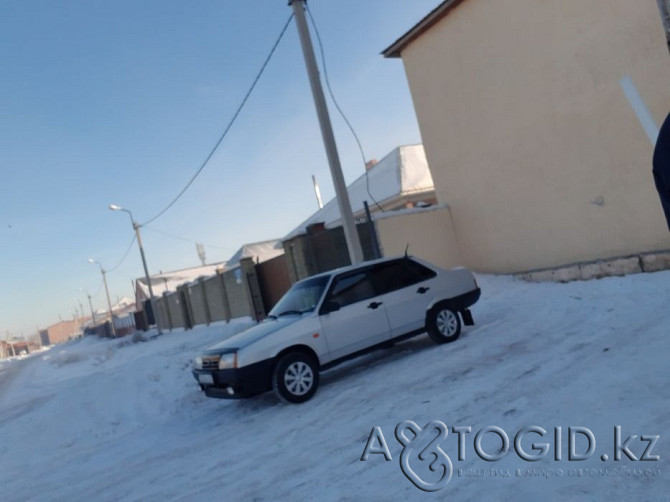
[
  {"left": 218, "top": 353, "right": 237, "bottom": 370},
  {"left": 194, "top": 356, "right": 203, "bottom": 370}
]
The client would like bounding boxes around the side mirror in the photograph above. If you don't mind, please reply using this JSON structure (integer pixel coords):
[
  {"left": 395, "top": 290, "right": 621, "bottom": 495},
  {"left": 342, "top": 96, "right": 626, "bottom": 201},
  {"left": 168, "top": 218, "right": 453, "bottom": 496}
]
[{"left": 321, "top": 301, "right": 340, "bottom": 315}]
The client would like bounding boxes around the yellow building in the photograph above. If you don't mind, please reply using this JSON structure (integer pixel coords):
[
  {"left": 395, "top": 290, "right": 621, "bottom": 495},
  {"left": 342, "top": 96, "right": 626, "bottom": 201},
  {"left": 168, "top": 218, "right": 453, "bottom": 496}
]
[{"left": 384, "top": 0, "right": 670, "bottom": 273}]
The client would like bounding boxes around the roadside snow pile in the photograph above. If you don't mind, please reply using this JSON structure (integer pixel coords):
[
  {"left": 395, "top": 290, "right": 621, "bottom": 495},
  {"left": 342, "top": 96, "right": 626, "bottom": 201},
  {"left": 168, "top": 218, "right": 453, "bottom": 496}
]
[
  {"left": 0, "top": 274, "right": 668, "bottom": 501},
  {"left": 49, "top": 348, "right": 88, "bottom": 368}
]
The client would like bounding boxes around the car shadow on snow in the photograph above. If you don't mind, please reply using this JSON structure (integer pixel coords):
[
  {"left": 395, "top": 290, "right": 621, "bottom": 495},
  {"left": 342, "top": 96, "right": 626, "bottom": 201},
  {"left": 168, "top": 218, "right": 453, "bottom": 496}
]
[
  {"left": 320, "top": 329, "right": 475, "bottom": 386},
  {"left": 232, "top": 392, "right": 282, "bottom": 414},
  {"left": 217, "top": 328, "right": 478, "bottom": 412}
]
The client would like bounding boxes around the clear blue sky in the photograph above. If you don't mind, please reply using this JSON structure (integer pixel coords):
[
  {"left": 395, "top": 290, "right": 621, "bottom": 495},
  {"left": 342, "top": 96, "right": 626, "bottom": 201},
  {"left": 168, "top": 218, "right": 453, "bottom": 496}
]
[{"left": 0, "top": 0, "right": 441, "bottom": 337}]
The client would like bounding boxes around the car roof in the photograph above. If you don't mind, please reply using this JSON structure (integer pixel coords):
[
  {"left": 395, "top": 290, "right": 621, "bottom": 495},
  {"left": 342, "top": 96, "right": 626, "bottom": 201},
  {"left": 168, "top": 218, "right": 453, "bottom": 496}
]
[{"left": 296, "top": 255, "right": 417, "bottom": 284}]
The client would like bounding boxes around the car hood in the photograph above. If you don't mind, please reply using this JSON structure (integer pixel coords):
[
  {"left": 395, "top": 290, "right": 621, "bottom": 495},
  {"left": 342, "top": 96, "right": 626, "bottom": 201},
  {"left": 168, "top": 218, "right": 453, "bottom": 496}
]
[{"left": 203, "top": 316, "right": 305, "bottom": 354}]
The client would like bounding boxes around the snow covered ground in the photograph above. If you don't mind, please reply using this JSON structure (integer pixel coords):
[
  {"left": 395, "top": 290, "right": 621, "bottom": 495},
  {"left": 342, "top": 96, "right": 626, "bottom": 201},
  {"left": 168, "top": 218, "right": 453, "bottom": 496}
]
[{"left": 1, "top": 272, "right": 668, "bottom": 501}]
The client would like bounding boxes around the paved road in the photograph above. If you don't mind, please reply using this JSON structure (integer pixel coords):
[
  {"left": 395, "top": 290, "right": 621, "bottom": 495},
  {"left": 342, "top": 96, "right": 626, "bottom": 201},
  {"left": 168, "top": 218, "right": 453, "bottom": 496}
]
[{"left": 0, "top": 355, "right": 39, "bottom": 400}]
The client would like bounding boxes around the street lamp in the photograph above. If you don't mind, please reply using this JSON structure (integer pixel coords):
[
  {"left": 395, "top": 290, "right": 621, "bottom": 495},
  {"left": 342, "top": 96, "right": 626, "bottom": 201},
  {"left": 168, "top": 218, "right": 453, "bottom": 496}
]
[
  {"left": 109, "top": 204, "right": 161, "bottom": 334},
  {"left": 88, "top": 258, "right": 116, "bottom": 337}
]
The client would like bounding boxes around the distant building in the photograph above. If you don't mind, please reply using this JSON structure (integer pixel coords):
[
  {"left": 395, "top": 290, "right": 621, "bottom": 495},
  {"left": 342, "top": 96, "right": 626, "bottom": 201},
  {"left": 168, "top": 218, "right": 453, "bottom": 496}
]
[
  {"left": 42, "top": 320, "right": 80, "bottom": 345},
  {"left": 134, "top": 262, "right": 227, "bottom": 309},
  {"left": 4, "top": 340, "right": 40, "bottom": 356},
  {"left": 0, "top": 340, "right": 11, "bottom": 358},
  {"left": 282, "top": 144, "right": 440, "bottom": 280},
  {"left": 285, "top": 144, "right": 436, "bottom": 239},
  {"left": 224, "top": 240, "right": 284, "bottom": 268},
  {"left": 135, "top": 241, "right": 288, "bottom": 310}
]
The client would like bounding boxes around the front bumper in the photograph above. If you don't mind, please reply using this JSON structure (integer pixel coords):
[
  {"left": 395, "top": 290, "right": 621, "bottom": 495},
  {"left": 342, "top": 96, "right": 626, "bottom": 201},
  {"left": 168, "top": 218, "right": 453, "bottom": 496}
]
[{"left": 192, "top": 358, "right": 274, "bottom": 399}]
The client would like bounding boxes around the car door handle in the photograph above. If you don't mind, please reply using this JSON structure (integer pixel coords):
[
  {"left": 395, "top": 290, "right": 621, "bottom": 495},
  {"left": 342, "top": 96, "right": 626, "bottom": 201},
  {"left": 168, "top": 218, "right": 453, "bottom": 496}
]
[
  {"left": 367, "top": 301, "right": 383, "bottom": 309},
  {"left": 417, "top": 286, "right": 430, "bottom": 294}
]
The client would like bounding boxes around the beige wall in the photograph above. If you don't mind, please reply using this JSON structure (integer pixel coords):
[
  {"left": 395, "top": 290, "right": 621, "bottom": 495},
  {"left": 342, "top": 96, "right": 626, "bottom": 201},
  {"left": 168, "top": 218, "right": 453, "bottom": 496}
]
[
  {"left": 376, "top": 206, "right": 464, "bottom": 270},
  {"left": 400, "top": 0, "right": 670, "bottom": 272}
]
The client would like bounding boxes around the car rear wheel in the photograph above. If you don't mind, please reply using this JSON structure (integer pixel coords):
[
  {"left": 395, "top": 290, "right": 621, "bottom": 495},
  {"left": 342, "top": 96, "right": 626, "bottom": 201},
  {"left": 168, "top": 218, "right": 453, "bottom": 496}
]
[
  {"left": 427, "top": 303, "right": 461, "bottom": 344},
  {"left": 273, "top": 352, "right": 319, "bottom": 404}
]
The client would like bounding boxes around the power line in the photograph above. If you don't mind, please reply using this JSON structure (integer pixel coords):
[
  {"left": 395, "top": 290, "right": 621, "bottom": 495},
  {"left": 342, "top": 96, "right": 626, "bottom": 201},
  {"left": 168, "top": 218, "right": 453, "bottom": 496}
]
[
  {"left": 107, "top": 234, "right": 137, "bottom": 273},
  {"left": 144, "top": 225, "right": 234, "bottom": 251},
  {"left": 92, "top": 280, "right": 104, "bottom": 299},
  {"left": 141, "top": 13, "right": 295, "bottom": 227},
  {"left": 305, "top": 4, "right": 384, "bottom": 213}
]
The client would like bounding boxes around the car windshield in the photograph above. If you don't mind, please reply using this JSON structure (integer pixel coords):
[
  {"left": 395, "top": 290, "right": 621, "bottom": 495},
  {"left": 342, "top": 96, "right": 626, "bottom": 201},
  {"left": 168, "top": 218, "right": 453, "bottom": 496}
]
[{"left": 268, "top": 275, "right": 330, "bottom": 317}]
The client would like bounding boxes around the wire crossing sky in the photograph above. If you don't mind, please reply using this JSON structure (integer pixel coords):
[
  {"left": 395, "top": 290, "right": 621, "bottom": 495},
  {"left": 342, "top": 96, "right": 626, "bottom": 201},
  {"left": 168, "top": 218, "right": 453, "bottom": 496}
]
[
  {"left": 141, "top": 13, "right": 295, "bottom": 227},
  {"left": 0, "top": 0, "right": 441, "bottom": 336}
]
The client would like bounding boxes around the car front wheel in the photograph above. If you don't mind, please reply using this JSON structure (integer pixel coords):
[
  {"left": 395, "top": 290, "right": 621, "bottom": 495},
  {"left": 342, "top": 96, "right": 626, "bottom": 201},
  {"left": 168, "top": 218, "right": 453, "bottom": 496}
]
[
  {"left": 427, "top": 303, "right": 461, "bottom": 344},
  {"left": 272, "top": 352, "right": 319, "bottom": 403}
]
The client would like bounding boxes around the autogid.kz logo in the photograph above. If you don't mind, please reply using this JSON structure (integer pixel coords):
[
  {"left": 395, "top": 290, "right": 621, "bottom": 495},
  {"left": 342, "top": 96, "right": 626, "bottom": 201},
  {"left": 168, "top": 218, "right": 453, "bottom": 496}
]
[{"left": 360, "top": 421, "right": 661, "bottom": 492}]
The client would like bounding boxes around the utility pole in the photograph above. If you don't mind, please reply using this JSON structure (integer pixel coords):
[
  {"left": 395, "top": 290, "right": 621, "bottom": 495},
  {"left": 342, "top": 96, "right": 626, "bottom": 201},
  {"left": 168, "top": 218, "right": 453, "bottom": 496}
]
[
  {"left": 82, "top": 289, "right": 97, "bottom": 325},
  {"left": 101, "top": 268, "right": 116, "bottom": 336},
  {"left": 657, "top": 0, "right": 670, "bottom": 53},
  {"left": 100, "top": 265, "right": 116, "bottom": 337},
  {"left": 289, "top": 0, "right": 364, "bottom": 264},
  {"left": 88, "top": 259, "right": 117, "bottom": 337},
  {"left": 109, "top": 205, "right": 162, "bottom": 334}
]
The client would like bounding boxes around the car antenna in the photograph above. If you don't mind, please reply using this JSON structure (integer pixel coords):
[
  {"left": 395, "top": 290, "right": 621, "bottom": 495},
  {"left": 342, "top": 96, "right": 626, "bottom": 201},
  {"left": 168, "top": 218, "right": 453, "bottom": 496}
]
[{"left": 404, "top": 243, "right": 410, "bottom": 258}]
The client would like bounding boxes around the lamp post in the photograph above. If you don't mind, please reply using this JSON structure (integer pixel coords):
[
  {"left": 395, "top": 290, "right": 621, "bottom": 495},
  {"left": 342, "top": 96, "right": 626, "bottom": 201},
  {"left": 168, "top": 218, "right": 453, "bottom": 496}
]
[
  {"left": 88, "top": 258, "right": 116, "bottom": 337},
  {"left": 109, "top": 204, "right": 161, "bottom": 334}
]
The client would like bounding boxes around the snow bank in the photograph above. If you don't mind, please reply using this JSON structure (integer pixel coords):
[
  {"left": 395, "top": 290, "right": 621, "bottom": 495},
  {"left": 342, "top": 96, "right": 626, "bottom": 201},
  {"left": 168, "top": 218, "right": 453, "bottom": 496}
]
[{"left": 0, "top": 274, "right": 668, "bottom": 501}]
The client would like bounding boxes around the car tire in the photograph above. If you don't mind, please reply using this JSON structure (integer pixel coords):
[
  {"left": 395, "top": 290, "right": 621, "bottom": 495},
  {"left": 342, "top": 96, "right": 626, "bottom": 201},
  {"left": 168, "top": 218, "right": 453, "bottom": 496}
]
[
  {"left": 272, "top": 352, "right": 319, "bottom": 404},
  {"left": 427, "top": 303, "right": 461, "bottom": 344}
]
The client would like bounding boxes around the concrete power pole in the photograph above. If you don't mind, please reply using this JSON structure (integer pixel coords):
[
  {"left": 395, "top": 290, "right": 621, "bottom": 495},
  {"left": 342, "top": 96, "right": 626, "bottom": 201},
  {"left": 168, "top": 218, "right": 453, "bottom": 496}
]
[
  {"left": 101, "top": 268, "right": 116, "bottom": 337},
  {"left": 109, "top": 205, "right": 162, "bottom": 335},
  {"left": 657, "top": 0, "right": 670, "bottom": 53},
  {"left": 85, "top": 291, "right": 97, "bottom": 325},
  {"left": 89, "top": 259, "right": 117, "bottom": 337},
  {"left": 289, "top": 0, "right": 364, "bottom": 265}
]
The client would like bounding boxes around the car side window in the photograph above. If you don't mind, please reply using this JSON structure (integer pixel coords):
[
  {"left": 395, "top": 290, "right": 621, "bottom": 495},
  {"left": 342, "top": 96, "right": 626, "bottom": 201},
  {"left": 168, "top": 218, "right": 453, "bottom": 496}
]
[
  {"left": 370, "top": 259, "right": 437, "bottom": 295},
  {"left": 327, "top": 271, "right": 376, "bottom": 308},
  {"left": 404, "top": 259, "right": 437, "bottom": 281}
]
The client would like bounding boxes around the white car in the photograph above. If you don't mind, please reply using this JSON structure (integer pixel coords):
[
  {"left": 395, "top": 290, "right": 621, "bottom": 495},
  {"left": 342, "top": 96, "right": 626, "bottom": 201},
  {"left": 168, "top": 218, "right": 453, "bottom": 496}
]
[{"left": 192, "top": 256, "right": 481, "bottom": 403}]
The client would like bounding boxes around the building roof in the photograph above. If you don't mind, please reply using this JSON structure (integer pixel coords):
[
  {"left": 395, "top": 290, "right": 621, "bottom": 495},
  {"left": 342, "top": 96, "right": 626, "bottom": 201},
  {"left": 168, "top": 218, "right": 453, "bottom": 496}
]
[
  {"left": 225, "top": 239, "right": 284, "bottom": 269},
  {"left": 382, "top": 0, "right": 466, "bottom": 58},
  {"left": 284, "top": 144, "right": 434, "bottom": 239},
  {"left": 136, "top": 262, "right": 227, "bottom": 301},
  {"left": 135, "top": 240, "right": 284, "bottom": 304},
  {"left": 87, "top": 296, "right": 135, "bottom": 318}
]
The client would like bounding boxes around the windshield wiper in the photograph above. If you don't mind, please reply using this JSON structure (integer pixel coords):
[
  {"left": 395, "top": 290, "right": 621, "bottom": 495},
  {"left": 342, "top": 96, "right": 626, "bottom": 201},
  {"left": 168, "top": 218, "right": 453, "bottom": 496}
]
[{"left": 277, "top": 310, "right": 304, "bottom": 317}]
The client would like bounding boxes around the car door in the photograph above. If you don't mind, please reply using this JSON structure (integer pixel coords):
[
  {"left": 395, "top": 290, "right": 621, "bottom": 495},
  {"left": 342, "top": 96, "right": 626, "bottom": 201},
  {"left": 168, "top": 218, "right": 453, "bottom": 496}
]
[
  {"left": 318, "top": 269, "right": 391, "bottom": 361},
  {"left": 369, "top": 259, "right": 438, "bottom": 337}
]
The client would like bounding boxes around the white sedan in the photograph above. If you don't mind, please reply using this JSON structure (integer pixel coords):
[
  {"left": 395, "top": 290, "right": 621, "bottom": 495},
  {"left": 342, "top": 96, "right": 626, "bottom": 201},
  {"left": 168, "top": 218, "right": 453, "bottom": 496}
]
[{"left": 192, "top": 256, "right": 481, "bottom": 403}]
